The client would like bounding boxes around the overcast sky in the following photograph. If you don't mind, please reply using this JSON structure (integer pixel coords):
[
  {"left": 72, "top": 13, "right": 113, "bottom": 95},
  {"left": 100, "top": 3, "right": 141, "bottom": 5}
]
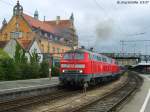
[{"left": 0, "top": 0, "right": 150, "bottom": 54}]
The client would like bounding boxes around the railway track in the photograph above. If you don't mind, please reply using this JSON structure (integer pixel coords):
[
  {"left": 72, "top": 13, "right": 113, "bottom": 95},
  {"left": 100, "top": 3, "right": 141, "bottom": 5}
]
[
  {"left": 0, "top": 81, "right": 116, "bottom": 112},
  {"left": 77, "top": 72, "right": 143, "bottom": 112},
  {"left": 0, "top": 72, "right": 142, "bottom": 112},
  {"left": 0, "top": 87, "right": 82, "bottom": 112}
]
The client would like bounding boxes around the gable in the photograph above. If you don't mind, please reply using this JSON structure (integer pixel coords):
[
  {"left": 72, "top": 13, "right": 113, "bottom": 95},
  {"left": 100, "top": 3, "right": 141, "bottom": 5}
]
[
  {"left": 29, "top": 40, "right": 41, "bottom": 54},
  {"left": 17, "top": 39, "right": 32, "bottom": 51},
  {"left": 0, "top": 15, "right": 32, "bottom": 41},
  {"left": 28, "top": 40, "right": 43, "bottom": 62}
]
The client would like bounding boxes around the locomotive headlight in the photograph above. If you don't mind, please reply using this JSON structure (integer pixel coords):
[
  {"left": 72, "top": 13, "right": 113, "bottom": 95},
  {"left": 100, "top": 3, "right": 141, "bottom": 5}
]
[
  {"left": 62, "top": 70, "right": 65, "bottom": 73},
  {"left": 79, "top": 70, "right": 83, "bottom": 73},
  {"left": 75, "top": 64, "right": 85, "bottom": 68}
]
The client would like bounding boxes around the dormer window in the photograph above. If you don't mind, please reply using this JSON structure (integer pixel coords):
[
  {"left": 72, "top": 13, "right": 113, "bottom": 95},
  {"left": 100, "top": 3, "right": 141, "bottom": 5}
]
[
  {"left": 44, "top": 33, "right": 48, "bottom": 37},
  {"left": 50, "top": 35, "right": 53, "bottom": 39},
  {"left": 54, "top": 37, "right": 58, "bottom": 41}
]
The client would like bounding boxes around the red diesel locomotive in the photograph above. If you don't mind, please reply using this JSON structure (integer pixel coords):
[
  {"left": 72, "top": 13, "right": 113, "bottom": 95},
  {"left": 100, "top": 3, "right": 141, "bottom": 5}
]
[{"left": 59, "top": 48, "right": 121, "bottom": 86}]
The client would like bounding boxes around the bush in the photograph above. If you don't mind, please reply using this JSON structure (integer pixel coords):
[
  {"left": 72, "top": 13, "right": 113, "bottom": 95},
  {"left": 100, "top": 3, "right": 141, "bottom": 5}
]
[
  {"left": 51, "top": 66, "right": 60, "bottom": 77},
  {"left": 0, "top": 57, "right": 51, "bottom": 81},
  {"left": 0, "top": 66, "right": 5, "bottom": 80},
  {"left": 19, "top": 63, "right": 40, "bottom": 79},
  {"left": 0, "top": 49, "right": 9, "bottom": 59},
  {"left": 0, "top": 58, "right": 18, "bottom": 81},
  {"left": 39, "top": 61, "right": 49, "bottom": 78}
]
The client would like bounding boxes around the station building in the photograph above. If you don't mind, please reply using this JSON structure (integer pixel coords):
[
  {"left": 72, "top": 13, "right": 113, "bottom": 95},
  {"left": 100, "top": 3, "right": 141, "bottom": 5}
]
[{"left": 0, "top": 1, "right": 78, "bottom": 62}]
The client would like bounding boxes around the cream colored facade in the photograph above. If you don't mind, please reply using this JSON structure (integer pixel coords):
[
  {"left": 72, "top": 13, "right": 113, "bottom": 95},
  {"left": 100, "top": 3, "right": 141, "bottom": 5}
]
[{"left": 39, "top": 38, "right": 71, "bottom": 58}]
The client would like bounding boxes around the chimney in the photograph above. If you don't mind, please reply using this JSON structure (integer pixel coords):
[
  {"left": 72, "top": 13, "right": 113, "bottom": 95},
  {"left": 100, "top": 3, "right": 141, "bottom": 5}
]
[{"left": 56, "top": 16, "right": 60, "bottom": 25}]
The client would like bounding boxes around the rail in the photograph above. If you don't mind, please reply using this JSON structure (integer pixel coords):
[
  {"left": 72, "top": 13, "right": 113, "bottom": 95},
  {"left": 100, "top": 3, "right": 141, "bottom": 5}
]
[{"left": 77, "top": 71, "right": 143, "bottom": 112}]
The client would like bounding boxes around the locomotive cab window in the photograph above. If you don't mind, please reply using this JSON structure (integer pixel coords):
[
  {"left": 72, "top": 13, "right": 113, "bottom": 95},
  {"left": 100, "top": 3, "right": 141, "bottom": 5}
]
[
  {"left": 74, "top": 53, "right": 84, "bottom": 59},
  {"left": 63, "top": 52, "right": 84, "bottom": 60},
  {"left": 63, "top": 53, "right": 73, "bottom": 59}
]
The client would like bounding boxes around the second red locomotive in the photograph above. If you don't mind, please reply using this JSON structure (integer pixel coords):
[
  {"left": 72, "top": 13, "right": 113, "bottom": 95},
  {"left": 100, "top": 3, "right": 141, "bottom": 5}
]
[{"left": 59, "top": 48, "right": 121, "bottom": 87}]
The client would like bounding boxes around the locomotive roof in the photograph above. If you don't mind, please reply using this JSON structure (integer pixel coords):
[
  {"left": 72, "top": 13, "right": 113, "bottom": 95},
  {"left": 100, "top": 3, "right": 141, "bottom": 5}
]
[
  {"left": 65, "top": 49, "right": 116, "bottom": 64},
  {"left": 66, "top": 49, "right": 112, "bottom": 59},
  {"left": 66, "top": 49, "right": 85, "bottom": 53}
]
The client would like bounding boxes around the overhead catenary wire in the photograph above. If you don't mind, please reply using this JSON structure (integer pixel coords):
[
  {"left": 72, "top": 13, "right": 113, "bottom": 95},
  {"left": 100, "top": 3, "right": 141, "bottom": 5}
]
[
  {"left": 93, "top": 0, "right": 111, "bottom": 19},
  {"left": 91, "top": 0, "right": 150, "bottom": 54},
  {"left": 92, "top": 0, "right": 147, "bottom": 37},
  {"left": 91, "top": 0, "right": 129, "bottom": 41}
]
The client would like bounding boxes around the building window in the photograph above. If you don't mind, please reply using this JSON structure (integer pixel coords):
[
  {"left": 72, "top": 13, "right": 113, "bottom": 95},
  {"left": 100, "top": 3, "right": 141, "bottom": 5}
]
[
  {"left": 44, "top": 33, "right": 48, "bottom": 37},
  {"left": 50, "top": 34, "right": 53, "bottom": 39},
  {"left": 53, "top": 47, "right": 55, "bottom": 53},
  {"left": 10, "top": 32, "right": 22, "bottom": 39},
  {"left": 54, "top": 37, "right": 58, "bottom": 41}
]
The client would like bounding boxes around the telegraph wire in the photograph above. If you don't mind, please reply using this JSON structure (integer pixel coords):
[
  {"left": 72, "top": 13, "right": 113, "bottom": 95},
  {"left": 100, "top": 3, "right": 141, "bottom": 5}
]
[
  {"left": 0, "top": 0, "right": 14, "bottom": 6},
  {"left": 93, "top": 0, "right": 111, "bottom": 18}
]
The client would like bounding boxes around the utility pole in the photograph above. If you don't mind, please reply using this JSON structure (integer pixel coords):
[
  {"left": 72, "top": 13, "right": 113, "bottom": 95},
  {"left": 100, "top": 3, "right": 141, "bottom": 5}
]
[
  {"left": 133, "top": 43, "right": 136, "bottom": 54},
  {"left": 120, "top": 40, "right": 125, "bottom": 53}
]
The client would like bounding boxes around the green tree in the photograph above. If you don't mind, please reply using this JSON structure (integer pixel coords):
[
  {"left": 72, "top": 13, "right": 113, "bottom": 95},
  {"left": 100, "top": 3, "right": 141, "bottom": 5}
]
[
  {"left": 51, "top": 66, "right": 60, "bottom": 76},
  {"left": 0, "top": 48, "right": 9, "bottom": 59},
  {"left": 0, "top": 65, "right": 5, "bottom": 80},
  {"left": 14, "top": 44, "right": 27, "bottom": 64},
  {"left": 21, "top": 49, "right": 28, "bottom": 63},
  {"left": 1, "top": 58, "right": 18, "bottom": 80},
  {"left": 39, "top": 61, "right": 49, "bottom": 78},
  {"left": 30, "top": 49, "right": 39, "bottom": 64},
  {"left": 14, "top": 44, "right": 21, "bottom": 63},
  {"left": 19, "top": 63, "right": 40, "bottom": 79}
]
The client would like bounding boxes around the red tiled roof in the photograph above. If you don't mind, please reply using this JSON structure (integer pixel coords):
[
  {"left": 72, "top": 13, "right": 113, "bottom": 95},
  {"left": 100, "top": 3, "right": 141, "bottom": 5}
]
[
  {"left": 45, "top": 20, "right": 72, "bottom": 28},
  {"left": 45, "top": 20, "right": 73, "bottom": 38},
  {"left": 22, "top": 13, "right": 73, "bottom": 39},
  {"left": 22, "top": 13, "right": 55, "bottom": 33},
  {"left": 0, "top": 41, "right": 8, "bottom": 48}
]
